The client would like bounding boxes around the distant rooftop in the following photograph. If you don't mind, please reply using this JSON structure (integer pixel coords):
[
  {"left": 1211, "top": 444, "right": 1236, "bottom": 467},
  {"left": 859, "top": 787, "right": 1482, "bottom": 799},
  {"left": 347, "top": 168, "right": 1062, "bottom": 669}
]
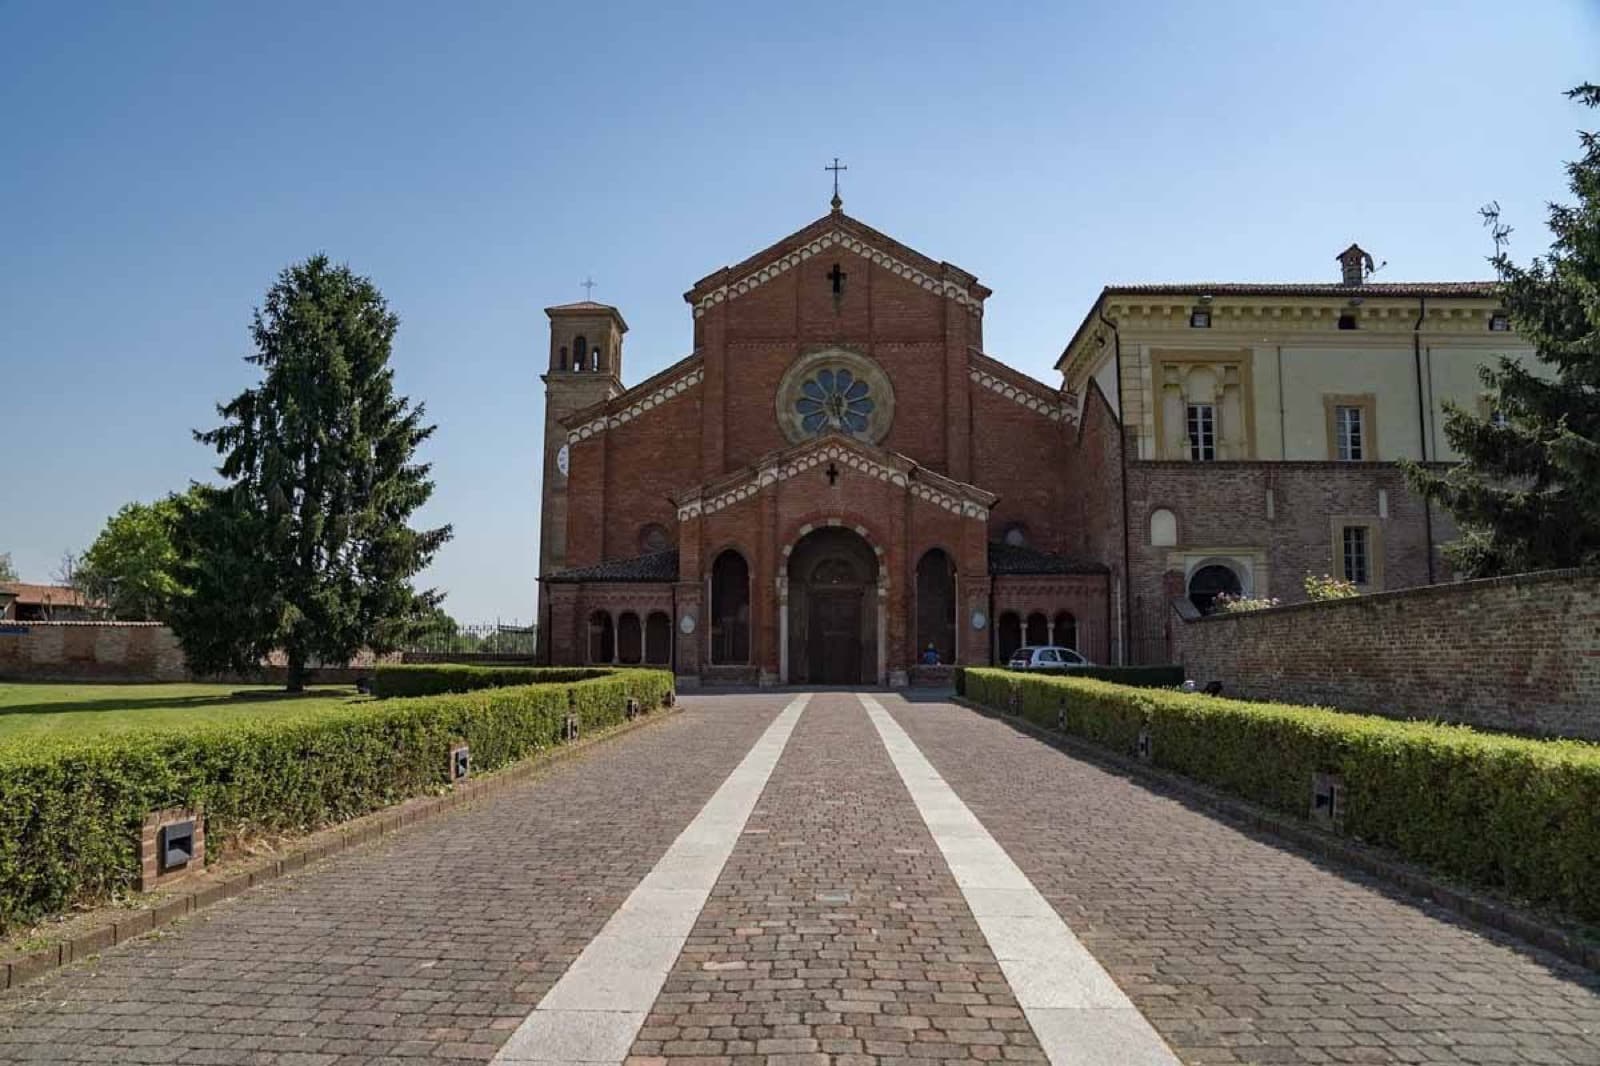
[
  {"left": 1100, "top": 281, "right": 1498, "bottom": 300},
  {"left": 0, "top": 582, "right": 104, "bottom": 608}
]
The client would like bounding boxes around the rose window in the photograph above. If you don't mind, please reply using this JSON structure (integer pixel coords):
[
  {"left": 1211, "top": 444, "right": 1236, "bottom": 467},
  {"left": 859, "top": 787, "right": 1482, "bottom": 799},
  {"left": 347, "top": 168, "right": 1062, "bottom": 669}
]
[{"left": 794, "top": 368, "right": 875, "bottom": 435}]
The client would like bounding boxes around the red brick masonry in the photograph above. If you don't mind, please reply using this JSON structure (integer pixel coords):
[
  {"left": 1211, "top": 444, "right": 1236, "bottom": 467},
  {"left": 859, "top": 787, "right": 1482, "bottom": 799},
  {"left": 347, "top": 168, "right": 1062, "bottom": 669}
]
[{"left": 1174, "top": 566, "right": 1600, "bottom": 738}]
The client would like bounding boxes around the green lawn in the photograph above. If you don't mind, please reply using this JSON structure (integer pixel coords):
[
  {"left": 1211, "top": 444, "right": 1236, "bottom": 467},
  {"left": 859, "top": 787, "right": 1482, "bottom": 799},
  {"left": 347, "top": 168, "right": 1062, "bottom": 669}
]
[{"left": 0, "top": 682, "right": 372, "bottom": 745}]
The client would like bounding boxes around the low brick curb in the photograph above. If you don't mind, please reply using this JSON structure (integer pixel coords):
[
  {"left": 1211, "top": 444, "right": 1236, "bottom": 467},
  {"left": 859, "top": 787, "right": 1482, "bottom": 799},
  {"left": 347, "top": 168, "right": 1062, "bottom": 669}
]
[
  {"left": 0, "top": 702, "right": 681, "bottom": 993},
  {"left": 950, "top": 695, "right": 1600, "bottom": 973}
]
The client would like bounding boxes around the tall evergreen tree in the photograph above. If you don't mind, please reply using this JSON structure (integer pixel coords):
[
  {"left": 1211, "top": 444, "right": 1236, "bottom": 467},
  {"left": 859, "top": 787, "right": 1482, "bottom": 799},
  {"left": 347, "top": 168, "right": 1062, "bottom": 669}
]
[
  {"left": 171, "top": 256, "right": 451, "bottom": 689},
  {"left": 1408, "top": 84, "right": 1600, "bottom": 577}
]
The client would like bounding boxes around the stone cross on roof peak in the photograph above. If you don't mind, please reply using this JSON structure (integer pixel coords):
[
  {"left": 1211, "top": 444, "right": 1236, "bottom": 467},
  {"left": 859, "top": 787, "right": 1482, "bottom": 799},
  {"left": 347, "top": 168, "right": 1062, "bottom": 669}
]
[{"left": 826, "top": 157, "right": 847, "bottom": 213}]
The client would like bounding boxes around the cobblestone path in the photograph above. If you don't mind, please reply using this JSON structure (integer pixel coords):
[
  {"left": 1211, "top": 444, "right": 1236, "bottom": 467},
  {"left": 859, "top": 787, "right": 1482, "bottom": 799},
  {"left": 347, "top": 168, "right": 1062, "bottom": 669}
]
[
  {"left": 625, "top": 691, "right": 1045, "bottom": 1065},
  {"left": 0, "top": 690, "right": 1595, "bottom": 1065},
  {"left": 0, "top": 696, "right": 790, "bottom": 1064},
  {"left": 885, "top": 692, "right": 1600, "bottom": 1065}
]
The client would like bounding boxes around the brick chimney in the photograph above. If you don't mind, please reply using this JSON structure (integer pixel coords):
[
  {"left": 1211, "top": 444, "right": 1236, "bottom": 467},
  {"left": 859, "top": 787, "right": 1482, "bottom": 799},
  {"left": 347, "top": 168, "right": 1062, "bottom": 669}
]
[{"left": 1337, "top": 243, "right": 1374, "bottom": 286}]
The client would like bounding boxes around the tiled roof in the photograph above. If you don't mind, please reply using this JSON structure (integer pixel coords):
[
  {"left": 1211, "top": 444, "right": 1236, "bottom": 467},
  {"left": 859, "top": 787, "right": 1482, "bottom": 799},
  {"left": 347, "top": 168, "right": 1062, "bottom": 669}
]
[
  {"left": 544, "top": 550, "right": 680, "bottom": 584},
  {"left": 545, "top": 300, "right": 620, "bottom": 311},
  {"left": 0, "top": 582, "right": 103, "bottom": 608},
  {"left": 987, "top": 542, "right": 1109, "bottom": 576},
  {"left": 1102, "top": 281, "right": 1497, "bottom": 299}
]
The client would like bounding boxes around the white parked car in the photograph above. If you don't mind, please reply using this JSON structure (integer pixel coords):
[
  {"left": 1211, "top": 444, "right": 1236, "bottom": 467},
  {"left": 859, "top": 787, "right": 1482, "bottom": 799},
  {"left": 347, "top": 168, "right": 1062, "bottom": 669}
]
[{"left": 1006, "top": 646, "right": 1094, "bottom": 670}]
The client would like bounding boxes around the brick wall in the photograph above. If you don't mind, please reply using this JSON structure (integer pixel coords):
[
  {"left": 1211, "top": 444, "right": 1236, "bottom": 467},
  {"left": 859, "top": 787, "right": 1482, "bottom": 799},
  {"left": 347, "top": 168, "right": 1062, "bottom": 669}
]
[
  {"left": 1173, "top": 567, "right": 1600, "bottom": 739},
  {"left": 0, "top": 622, "right": 381, "bottom": 685},
  {"left": 0, "top": 621, "right": 187, "bottom": 682},
  {"left": 1125, "top": 460, "right": 1457, "bottom": 655}
]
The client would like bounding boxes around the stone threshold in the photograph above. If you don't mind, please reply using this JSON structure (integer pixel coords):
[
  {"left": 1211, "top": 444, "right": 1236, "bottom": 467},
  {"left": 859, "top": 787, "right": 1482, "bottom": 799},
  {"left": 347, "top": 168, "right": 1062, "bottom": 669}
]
[
  {"left": 951, "top": 695, "right": 1600, "bottom": 973},
  {"left": 0, "top": 703, "right": 682, "bottom": 993}
]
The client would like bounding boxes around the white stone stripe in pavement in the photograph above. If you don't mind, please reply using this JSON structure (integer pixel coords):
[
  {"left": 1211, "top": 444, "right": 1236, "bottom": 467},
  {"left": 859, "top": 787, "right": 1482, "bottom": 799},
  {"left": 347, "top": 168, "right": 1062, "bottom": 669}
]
[
  {"left": 860, "top": 693, "right": 1181, "bottom": 1066},
  {"left": 492, "top": 694, "right": 810, "bottom": 1064}
]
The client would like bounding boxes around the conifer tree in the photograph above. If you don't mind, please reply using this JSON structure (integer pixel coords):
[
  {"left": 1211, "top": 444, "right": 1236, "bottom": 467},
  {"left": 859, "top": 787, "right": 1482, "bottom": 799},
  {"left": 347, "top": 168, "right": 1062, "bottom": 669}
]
[
  {"left": 171, "top": 256, "right": 451, "bottom": 689},
  {"left": 1408, "top": 85, "right": 1600, "bottom": 576}
]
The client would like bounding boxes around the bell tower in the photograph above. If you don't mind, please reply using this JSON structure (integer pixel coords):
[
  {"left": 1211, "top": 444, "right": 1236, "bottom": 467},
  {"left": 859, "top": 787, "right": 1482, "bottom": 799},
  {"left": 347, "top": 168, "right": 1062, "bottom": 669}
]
[{"left": 538, "top": 300, "right": 626, "bottom": 654}]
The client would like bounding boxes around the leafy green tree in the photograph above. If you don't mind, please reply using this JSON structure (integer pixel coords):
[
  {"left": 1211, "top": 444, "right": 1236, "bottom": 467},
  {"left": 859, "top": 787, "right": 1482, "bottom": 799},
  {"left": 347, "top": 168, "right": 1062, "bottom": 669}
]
[
  {"left": 170, "top": 255, "right": 452, "bottom": 689},
  {"left": 0, "top": 553, "right": 16, "bottom": 583},
  {"left": 76, "top": 496, "right": 186, "bottom": 620},
  {"left": 1407, "top": 85, "right": 1600, "bottom": 576}
]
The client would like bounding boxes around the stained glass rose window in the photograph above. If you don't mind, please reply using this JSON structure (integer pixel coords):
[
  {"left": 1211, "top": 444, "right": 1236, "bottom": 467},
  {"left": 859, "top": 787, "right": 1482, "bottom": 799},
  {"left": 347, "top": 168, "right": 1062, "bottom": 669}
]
[
  {"left": 795, "top": 367, "right": 875, "bottom": 435},
  {"left": 775, "top": 348, "right": 895, "bottom": 445}
]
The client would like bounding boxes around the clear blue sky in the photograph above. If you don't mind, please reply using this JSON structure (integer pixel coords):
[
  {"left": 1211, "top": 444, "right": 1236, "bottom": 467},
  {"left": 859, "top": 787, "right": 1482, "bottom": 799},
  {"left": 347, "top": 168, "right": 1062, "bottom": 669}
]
[{"left": 2, "top": 2, "right": 1595, "bottom": 622}]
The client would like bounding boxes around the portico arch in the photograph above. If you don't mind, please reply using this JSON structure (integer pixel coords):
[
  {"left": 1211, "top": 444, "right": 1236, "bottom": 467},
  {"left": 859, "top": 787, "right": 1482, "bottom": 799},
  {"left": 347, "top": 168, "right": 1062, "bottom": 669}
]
[{"left": 783, "top": 525, "right": 881, "bottom": 685}]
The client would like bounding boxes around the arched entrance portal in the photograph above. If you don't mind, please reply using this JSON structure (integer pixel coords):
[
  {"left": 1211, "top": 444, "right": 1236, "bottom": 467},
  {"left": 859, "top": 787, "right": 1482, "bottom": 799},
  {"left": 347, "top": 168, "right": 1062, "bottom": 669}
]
[{"left": 785, "top": 527, "right": 880, "bottom": 685}]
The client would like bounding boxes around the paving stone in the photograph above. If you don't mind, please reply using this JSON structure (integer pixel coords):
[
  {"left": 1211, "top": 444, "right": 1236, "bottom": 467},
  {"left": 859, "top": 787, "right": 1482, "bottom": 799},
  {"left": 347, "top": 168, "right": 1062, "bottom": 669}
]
[
  {"left": 0, "top": 697, "right": 789, "bottom": 1064},
  {"left": 3, "top": 690, "right": 1598, "bottom": 1065},
  {"left": 885, "top": 692, "right": 1600, "bottom": 1066},
  {"left": 627, "top": 693, "right": 1047, "bottom": 1064}
]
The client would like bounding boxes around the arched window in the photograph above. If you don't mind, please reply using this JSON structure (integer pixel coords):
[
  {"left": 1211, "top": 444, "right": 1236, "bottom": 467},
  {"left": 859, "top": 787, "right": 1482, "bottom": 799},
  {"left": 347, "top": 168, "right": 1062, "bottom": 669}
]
[
  {"left": 1188, "top": 563, "right": 1243, "bottom": 615},
  {"left": 997, "top": 612, "right": 1023, "bottom": 663},
  {"left": 1052, "top": 610, "right": 1077, "bottom": 651},
  {"left": 573, "top": 335, "right": 588, "bottom": 373},
  {"left": 710, "top": 550, "right": 750, "bottom": 664},
  {"left": 617, "top": 612, "right": 642, "bottom": 665},
  {"left": 645, "top": 611, "right": 672, "bottom": 665},
  {"left": 1025, "top": 612, "right": 1049, "bottom": 647},
  {"left": 559, "top": 346, "right": 569, "bottom": 372},
  {"left": 1150, "top": 508, "right": 1177, "bottom": 547},
  {"left": 587, "top": 610, "right": 614, "bottom": 663},
  {"left": 915, "top": 548, "right": 956, "bottom": 666}
]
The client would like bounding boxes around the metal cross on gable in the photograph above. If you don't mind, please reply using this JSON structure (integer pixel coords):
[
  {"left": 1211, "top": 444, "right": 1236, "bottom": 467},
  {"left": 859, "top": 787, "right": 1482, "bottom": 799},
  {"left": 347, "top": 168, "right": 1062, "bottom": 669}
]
[
  {"left": 826, "top": 157, "right": 847, "bottom": 210},
  {"left": 581, "top": 276, "right": 596, "bottom": 300}
]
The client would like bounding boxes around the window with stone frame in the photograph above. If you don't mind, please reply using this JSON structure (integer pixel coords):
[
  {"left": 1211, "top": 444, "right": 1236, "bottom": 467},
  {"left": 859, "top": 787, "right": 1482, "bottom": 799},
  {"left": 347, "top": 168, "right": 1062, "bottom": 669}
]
[
  {"left": 1335, "top": 405, "right": 1365, "bottom": 461},
  {"left": 1324, "top": 394, "right": 1377, "bottom": 462},
  {"left": 1328, "top": 516, "right": 1382, "bottom": 590},
  {"left": 1154, "top": 354, "right": 1251, "bottom": 460},
  {"left": 1341, "top": 526, "right": 1370, "bottom": 585},
  {"left": 1186, "top": 403, "right": 1216, "bottom": 461}
]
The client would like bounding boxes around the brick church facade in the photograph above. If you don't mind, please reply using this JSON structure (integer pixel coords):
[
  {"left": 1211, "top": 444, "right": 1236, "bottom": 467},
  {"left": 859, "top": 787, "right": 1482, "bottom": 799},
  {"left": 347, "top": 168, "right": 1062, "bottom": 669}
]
[{"left": 537, "top": 200, "right": 1527, "bottom": 684}]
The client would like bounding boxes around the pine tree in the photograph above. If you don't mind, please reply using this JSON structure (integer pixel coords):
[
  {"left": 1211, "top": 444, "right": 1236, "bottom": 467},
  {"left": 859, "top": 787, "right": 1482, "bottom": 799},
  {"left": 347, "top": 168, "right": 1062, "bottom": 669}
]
[
  {"left": 171, "top": 256, "right": 452, "bottom": 690},
  {"left": 1408, "top": 85, "right": 1600, "bottom": 577}
]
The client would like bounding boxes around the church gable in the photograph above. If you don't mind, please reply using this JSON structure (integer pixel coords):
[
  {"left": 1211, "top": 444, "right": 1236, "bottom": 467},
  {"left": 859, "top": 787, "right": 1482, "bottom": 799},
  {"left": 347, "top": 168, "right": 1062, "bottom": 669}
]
[
  {"left": 562, "top": 354, "right": 704, "bottom": 443},
  {"left": 685, "top": 210, "right": 989, "bottom": 324},
  {"left": 675, "top": 432, "right": 996, "bottom": 523}
]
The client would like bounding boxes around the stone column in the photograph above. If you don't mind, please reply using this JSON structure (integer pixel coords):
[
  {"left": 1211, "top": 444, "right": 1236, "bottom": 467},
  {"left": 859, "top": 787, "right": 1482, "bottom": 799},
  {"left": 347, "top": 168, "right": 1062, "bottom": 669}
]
[
  {"left": 1221, "top": 367, "right": 1244, "bottom": 459},
  {"left": 1162, "top": 367, "right": 1187, "bottom": 459},
  {"left": 777, "top": 578, "right": 789, "bottom": 685},
  {"left": 877, "top": 581, "right": 893, "bottom": 686}
]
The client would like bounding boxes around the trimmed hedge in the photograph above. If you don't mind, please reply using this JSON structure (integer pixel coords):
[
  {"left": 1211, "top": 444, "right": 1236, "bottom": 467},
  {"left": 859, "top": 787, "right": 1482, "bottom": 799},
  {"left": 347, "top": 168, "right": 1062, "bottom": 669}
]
[
  {"left": 1011, "top": 664, "right": 1184, "bottom": 687},
  {"left": 952, "top": 664, "right": 1184, "bottom": 695},
  {"left": 0, "top": 667, "right": 672, "bottom": 932},
  {"left": 961, "top": 668, "right": 1600, "bottom": 922},
  {"left": 370, "top": 664, "right": 616, "bottom": 697}
]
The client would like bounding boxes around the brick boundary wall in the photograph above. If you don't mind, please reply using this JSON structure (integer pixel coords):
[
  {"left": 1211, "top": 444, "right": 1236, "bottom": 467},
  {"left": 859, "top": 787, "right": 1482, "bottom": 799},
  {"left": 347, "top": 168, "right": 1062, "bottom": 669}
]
[
  {"left": 399, "top": 651, "right": 538, "bottom": 665},
  {"left": 0, "top": 621, "right": 375, "bottom": 685},
  {"left": 1172, "top": 567, "right": 1600, "bottom": 739},
  {"left": 0, "top": 621, "right": 186, "bottom": 682}
]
